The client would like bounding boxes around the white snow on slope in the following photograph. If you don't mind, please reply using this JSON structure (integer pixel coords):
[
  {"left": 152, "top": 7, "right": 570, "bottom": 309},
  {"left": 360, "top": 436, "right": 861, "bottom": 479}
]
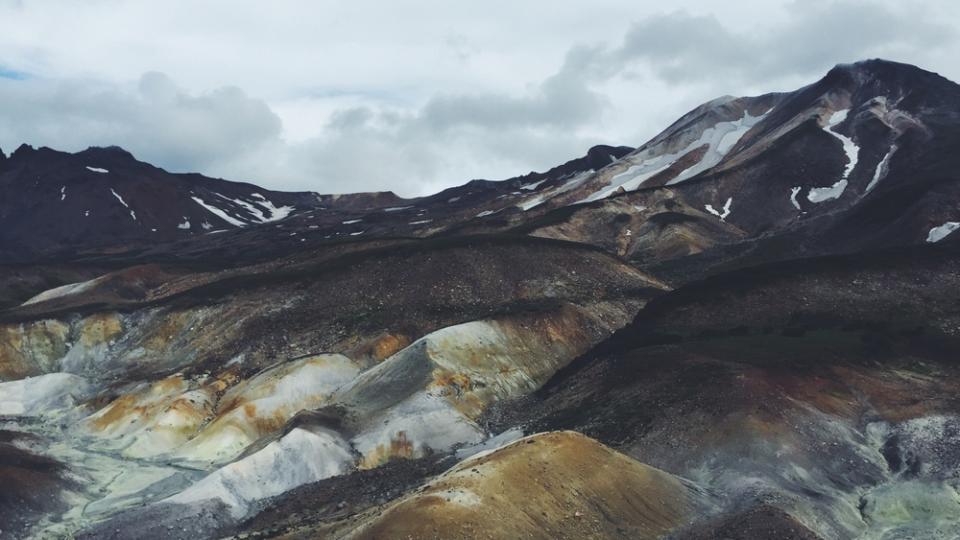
[
  {"left": 384, "top": 206, "right": 414, "bottom": 212},
  {"left": 22, "top": 275, "right": 107, "bottom": 306},
  {"left": 866, "top": 145, "right": 897, "bottom": 194},
  {"left": 807, "top": 109, "right": 860, "bottom": 203},
  {"left": 342, "top": 219, "right": 362, "bottom": 225},
  {"left": 250, "top": 193, "right": 295, "bottom": 222},
  {"left": 705, "top": 197, "right": 733, "bottom": 221},
  {"left": 578, "top": 109, "right": 768, "bottom": 204},
  {"left": 110, "top": 188, "right": 129, "bottom": 208},
  {"left": 0, "top": 373, "right": 92, "bottom": 416},
  {"left": 521, "top": 170, "right": 593, "bottom": 210},
  {"left": 60, "top": 186, "right": 66, "bottom": 201},
  {"left": 409, "top": 219, "right": 433, "bottom": 225},
  {"left": 86, "top": 166, "right": 109, "bottom": 174},
  {"left": 167, "top": 428, "right": 354, "bottom": 518},
  {"left": 110, "top": 188, "right": 137, "bottom": 221},
  {"left": 667, "top": 110, "right": 769, "bottom": 185},
  {"left": 580, "top": 162, "right": 672, "bottom": 204},
  {"left": 927, "top": 222, "right": 960, "bottom": 243},
  {"left": 808, "top": 179, "right": 848, "bottom": 203},
  {"left": 520, "top": 179, "right": 547, "bottom": 191},
  {"left": 213, "top": 192, "right": 294, "bottom": 224},
  {"left": 825, "top": 110, "right": 860, "bottom": 179},
  {"left": 177, "top": 218, "right": 191, "bottom": 230},
  {"left": 790, "top": 187, "right": 803, "bottom": 211},
  {"left": 191, "top": 195, "right": 248, "bottom": 227},
  {"left": 476, "top": 209, "right": 499, "bottom": 218}
]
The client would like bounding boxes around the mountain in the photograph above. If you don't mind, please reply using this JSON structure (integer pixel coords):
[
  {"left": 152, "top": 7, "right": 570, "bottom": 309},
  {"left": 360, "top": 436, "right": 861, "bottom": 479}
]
[
  {"left": 0, "top": 145, "right": 319, "bottom": 261},
  {"left": 466, "top": 59, "right": 960, "bottom": 283},
  {"left": 2, "top": 59, "right": 960, "bottom": 540},
  {"left": 0, "top": 143, "right": 632, "bottom": 265}
]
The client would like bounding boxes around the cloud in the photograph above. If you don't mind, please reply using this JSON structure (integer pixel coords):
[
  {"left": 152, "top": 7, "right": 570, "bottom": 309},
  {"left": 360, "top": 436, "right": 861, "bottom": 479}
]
[
  {"left": 220, "top": 45, "right": 615, "bottom": 195},
  {"left": 613, "top": 1, "right": 955, "bottom": 86},
  {"left": 420, "top": 45, "right": 611, "bottom": 132},
  {"left": 0, "top": 72, "right": 281, "bottom": 176}
]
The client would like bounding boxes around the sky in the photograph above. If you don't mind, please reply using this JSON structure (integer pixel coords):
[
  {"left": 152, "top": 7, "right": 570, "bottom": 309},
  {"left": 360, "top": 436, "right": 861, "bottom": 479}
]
[{"left": 0, "top": 0, "right": 957, "bottom": 197}]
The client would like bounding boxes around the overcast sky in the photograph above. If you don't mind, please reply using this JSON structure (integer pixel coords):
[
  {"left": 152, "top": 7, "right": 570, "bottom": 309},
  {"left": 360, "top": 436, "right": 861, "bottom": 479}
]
[{"left": 0, "top": 0, "right": 957, "bottom": 196}]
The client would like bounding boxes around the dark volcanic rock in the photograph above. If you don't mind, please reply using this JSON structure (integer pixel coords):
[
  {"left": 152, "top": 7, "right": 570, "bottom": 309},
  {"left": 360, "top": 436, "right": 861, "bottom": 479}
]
[
  {"left": 0, "top": 430, "right": 74, "bottom": 539},
  {"left": 676, "top": 504, "right": 823, "bottom": 540}
]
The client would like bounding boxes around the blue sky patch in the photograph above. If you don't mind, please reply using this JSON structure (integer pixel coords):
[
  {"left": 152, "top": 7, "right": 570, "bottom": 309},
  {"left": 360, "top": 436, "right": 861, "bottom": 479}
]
[{"left": 0, "top": 67, "right": 29, "bottom": 80}]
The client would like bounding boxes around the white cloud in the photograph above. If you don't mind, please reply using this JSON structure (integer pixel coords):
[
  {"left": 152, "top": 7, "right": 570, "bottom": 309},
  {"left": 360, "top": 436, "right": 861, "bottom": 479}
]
[{"left": 0, "top": 72, "right": 281, "bottom": 177}]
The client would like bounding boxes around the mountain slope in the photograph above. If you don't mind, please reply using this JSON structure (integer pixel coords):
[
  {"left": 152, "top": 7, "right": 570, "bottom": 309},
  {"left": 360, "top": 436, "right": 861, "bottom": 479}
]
[
  {"left": 452, "top": 60, "right": 960, "bottom": 282},
  {"left": 0, "top": 145, "right": 315, "bottom": 261},
  {"left": 4, "top": 59, "right": 960, "bottom": 540}
]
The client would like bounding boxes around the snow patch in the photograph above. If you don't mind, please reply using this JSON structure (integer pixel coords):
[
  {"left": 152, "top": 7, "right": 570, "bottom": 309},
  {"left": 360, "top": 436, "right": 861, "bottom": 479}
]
[
  {"left": 86, "top": 166, "right": 109, "bottom": 174},
  {"left": 521, "top": 170, "right": 593, "bottom": 210},
  {"left": 825, "top": 109, "right": 860, "bottom": 179},
  {"left": 60, "top": 186, "right": 66, "bottom": 201},
  {"left": 668, "top": 110, "right": 768, "bottom": 185},
  {"left": 109, "top": 189, "right": 137, "bottom": 221},
  {"left": 409, "top": 219, "right": 433, "bottom": 225},
  {"left": 790, "top": 187, "right": 803, "bottom": 211},
  {"left": 213, "top": 192, "right": 294, "bottom": 224},
  {"left": 191, "top": 195, "right": 248, "bottom": 227},
  {"left": 519, "top": 179, "right": 547, "bottom": 191},
  {"left": 806, "top": 109, "right": 860, "bottom": 203},
  {"left": 580, "top": 109, "right": 769, "bottom": 203},
  {"left": 177, "top": 218, "right": 191, "bottom": 230},
  {"left": 927, "top": 222, "right": 960, "bottom": 243},
  {"left": 383, "top": 206, "right": 414, "bottom": 212},
  {"left": 342, "top": 219, "right": 362, "bottom": 224},
  {"left": 704, "top": 197, "right": 733, "bottom": 221},
  {"left": 22, "top": 275, "right": 107, "bottom": 305},
  {"left": 580, "top": 161, "right": 671, "bottom": 203},
  {"left": 110, "top": 189, "right": 129, "bottom": 208},
  {"left": 807, "top": 179, "right": 848, "bottom": 203},
  {"left": 866, "top": 145, "right": 897, "bottom": 194}
]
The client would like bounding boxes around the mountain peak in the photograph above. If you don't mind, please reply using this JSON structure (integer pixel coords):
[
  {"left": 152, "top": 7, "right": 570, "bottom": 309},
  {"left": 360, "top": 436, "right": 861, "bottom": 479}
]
[
  {"left": 822, "top": 58, "right": 958, "bottom": 94},
  {"left": 11, "top": 143, "right": 36, "bottom": 160},
  {"left": 79, "top": 145, "right": 136, "bottom": 160}
]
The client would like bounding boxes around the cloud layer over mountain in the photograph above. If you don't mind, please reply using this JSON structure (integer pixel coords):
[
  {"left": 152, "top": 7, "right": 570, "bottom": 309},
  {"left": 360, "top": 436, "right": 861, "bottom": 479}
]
[{"left": 0, "top": 0, "right": 955, "bottom": 195}]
